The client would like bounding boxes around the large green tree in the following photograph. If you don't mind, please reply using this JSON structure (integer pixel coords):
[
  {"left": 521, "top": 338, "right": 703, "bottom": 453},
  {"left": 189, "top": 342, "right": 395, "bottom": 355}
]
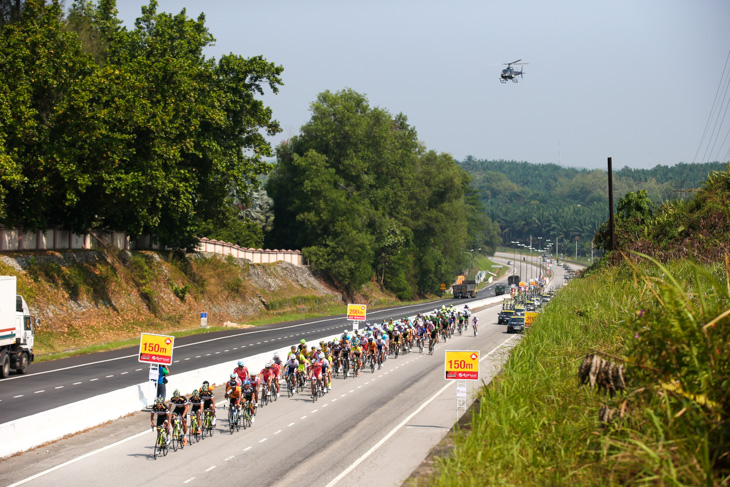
[
  {"left": 0, "top": 0, "right": 282, "bottom": 248},
  {"left": 267, "top": 89, "right": 496, "bottom": 297}
]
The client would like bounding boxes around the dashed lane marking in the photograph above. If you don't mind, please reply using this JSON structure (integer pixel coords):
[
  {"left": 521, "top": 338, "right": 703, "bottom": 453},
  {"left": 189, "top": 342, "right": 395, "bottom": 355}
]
[
  {"left": 312, "top": 409, "right": 318, "bottom": 413},
  {"left": 322, "top": 403, "right": 329, "bottom": 408},
  {"left": 300, "top": 416, "right": 307, "bottom": 420},
  {"left": 55, "top": 386, "right": 64, "bottom": 389},
  {"left": 185, "top": 358, "right": 191, "bottom": 361},
  {"left": 13, "top": 395, "right": 23, "bottom": 398},
  {"left": 274, "top": 430, "right": 282, "bottom": 435},
  {"left": 184, "top": 478, "right": 195, "bottom": 484},
  {"left": 34, "top": 390, "right": 44, "bottom": 394},
  {"left": 89, "top": 378, "right": 98, "bottom": 382},
  {"left": 288, "top": 422, "right": 295, "bottom": 427},
  {"left": 174, "top": 360, "right": 180, "bottom": 363},
  {"left": 121, "top": 372, "right": 128, "bottom": 375},
  {"left": 259, "top": 438, "right": 267, "bottom": 443},
  {"left": 205, "top": 466, "right": 216, "bottom": 472},
  {"left": 225, "top": 456, "right": 235, "bottom": 461},
  {"left": 244, "top": 447, "right": 252, "bottom": 451},
  {"left": 73, "top": 382, "right": 82, "bottom": 385},
  {"left": 135, "top": 368, "right": 142, "bottom": 371},
  {"left": 106, "top": 375, "right": 114, "bottom": 378}
]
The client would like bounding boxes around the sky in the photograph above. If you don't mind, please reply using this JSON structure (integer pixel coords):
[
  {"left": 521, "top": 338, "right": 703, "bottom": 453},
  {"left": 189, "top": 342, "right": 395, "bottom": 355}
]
[{"left": 115, "top": 0, "right": 730, "bottom": 170}]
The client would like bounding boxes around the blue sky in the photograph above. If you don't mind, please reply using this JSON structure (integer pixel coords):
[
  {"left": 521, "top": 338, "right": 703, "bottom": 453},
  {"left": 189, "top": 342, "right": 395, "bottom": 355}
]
[{"left": 116, "top": 0, "right": 730, "bottom": 170}]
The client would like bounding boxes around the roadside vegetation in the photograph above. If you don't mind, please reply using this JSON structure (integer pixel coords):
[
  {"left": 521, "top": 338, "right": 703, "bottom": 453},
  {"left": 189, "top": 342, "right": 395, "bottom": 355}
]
[{"left": 419, "top": 166, "right": 730, "bottom": 486}]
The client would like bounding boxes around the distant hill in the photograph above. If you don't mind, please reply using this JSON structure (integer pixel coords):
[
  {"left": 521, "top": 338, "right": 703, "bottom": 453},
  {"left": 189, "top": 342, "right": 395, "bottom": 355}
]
[{"left": 459, "top": 158, "right": 728, "bottom": 257}]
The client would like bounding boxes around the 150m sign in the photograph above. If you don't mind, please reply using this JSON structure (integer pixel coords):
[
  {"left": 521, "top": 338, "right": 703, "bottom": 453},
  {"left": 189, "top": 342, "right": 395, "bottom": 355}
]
[
  {"left": 139, "top": 333, "right": 175, "bottom": 365},
  {"left": 445, "top": 350, "right": 479, "bottom": 380}
]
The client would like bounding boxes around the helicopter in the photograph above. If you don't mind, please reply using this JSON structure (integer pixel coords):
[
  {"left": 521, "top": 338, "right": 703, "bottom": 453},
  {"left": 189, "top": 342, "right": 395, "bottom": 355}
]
[{"left": 500, "top": 59, "right": 528, "bottom": 83}]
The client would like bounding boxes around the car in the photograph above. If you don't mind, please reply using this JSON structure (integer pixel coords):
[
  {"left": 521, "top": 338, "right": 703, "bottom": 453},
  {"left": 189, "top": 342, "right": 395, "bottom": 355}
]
[
  {"left": 498, "top": 309, "right": 515, "bottom": 324},
  {"left": 525, "top": 301, "right": 536, "bottom": 311},
  {"left": 506, "top": 316, "right": 525, "bottom": 333},
  {"left": 507, "top": 260, "right": 513, "bottom": 265},
  {"left": 495, "top": 284, "right": 506, "bottom": 296}
]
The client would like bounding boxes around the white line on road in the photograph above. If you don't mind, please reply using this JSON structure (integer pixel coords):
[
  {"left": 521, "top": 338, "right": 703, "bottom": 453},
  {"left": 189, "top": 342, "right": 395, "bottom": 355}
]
[
  {"left": 174, "top": 360, "right": 180, "bottom": 363},
  {"left": 13, "top": 395, "right": 23, "bottom": 398},
  {"left": 73, "top": 382, "right": 81, "bottom": 385},
  {"left": 1, "top": 301, "right": 432, "bottom": 382},
  {"left": 89, "top": 378, "right": 98, "bottom": 382},
  {"left": 244, "top": 446, "right": 252, "bottom": 451},
  {"left": 259, "top": 438, "right": 267, "bottom": 443},
  {"left": 288, "top": 422, "right": 295, "bottom": 427},
  {"left": 300, "top": 416, "right": 307, "bottom": 420},
  {"left": 55, "top": 386, "right": 63, "bottom": 389},
  {"left": 274, "top": 430, "right": 282, "bottom": 435},
  {"left": 312, "top": 409, "right": 318, "bottom": 413},
  {"left": 324, "top": 338, "right": 513, "bottom": 487},
  {"left": 6, "top": 429, "right": 150, "bottom": 487},
  {"left": 105, "top": 375, "right": 114, "bottom": 378},
  {"left": 121, "top": 372, "right": 128, "bottom": 375},
  {"left": 135, "top": 368, "right": 142, "bottom": 371},
  {"left": 225, "top": 456, "right": 234, "bottom": 461},
  {"left": 205, "top": 466, "right": 216, "bottom": 472},
  {"left": 34, "top": 390, "right": 44, "bottom": 394},
  {"left": 322, "top": 404, "right": 329, "bottom": 408},
  {"left": 184, "top": 478, "right": 195, "bottom": 484},
  {"left": 325, "top": 380, "right": 454, "bottom": 487}
]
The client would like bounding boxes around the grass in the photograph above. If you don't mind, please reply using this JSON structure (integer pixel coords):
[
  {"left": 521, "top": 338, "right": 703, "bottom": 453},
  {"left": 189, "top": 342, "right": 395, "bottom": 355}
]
[{"left": 415, "top": 256, "right": 730, "bottom": 486}]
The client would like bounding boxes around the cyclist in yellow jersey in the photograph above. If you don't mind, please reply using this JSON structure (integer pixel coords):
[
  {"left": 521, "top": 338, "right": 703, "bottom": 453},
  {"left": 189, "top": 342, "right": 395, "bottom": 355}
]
[
  {"left": 351, "top": 343, "right": 363, "bottom": 375},
  {"left": 298, "top": 351, "right": 310, "bottom": 383}
]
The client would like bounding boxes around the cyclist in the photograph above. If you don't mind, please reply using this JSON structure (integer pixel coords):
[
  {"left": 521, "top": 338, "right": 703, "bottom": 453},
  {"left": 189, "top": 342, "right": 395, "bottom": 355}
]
[
  {"left": 225, "top": 377, "right": 242, "bottom": 414},
  {"left": 284, "top": 354, "right": 299, "bottom": 390},
  {"left": 233, "top": 361, "right": 249, "bottom": 383},
  {"left": 199, "top": 382, "right": 216, "bottom": 426},
  {"left": 287, "top": 345, "right": 298, "bottom": 360},
  {"left": 150, "top": 396, "right": 170, "bottom": 439},
  {"left": 272, "top": 351, "right": 283, "bottom": 366},
  {"left": 310, "top": 354, "right": 324, "bottom": 396},
  {"left": 241, "top": 379, "right": 256, "bottom": 422},
  {"left": 297, "top": 349, "right": 310, "bottom": 387},
  {"left": 168, "top": 389, "right": 190, "bottom": 446},
  {"left": 249, "top": 373, "right": 261, "bottom": 413},
  {"left": 270, "top": 358, "right": 282, "bottom": 397},
  {"left": 323, "top": 348, "right": 334, "bottom": 389},
  {"left": 189, "top": 389, "right": 204, "bottom": 434},
  {"left": 376, "top": 334, "right": 386, "bottom": 363},
  {"left": 391, "top": 327, "right": 401, "bottom": 355},
  {"left": 298, "top": 338, "right": 307, "bottom": 354},
  {"left": 472, "top": 315, "right": 479, "bottom": 336},
  {"left": 260, "top": 362, "right": 276, "bottom": 399},
  {"left": 351, "top": 341, "right": 363, "bottom": 375},
  {"left": 366, "top": 336, "right": 377, "bottom": 365}
]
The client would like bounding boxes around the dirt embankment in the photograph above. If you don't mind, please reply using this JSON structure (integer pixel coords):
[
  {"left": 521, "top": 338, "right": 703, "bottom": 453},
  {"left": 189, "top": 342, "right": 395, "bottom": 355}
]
[{"left": 0, "top": 249, "right": 343, "bottom": 355}]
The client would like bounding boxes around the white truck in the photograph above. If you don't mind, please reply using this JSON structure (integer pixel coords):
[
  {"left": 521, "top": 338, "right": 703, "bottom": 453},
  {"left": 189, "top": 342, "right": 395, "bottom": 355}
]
[{"left": 0, "top": 276, "right": 38, "bottom": 378}]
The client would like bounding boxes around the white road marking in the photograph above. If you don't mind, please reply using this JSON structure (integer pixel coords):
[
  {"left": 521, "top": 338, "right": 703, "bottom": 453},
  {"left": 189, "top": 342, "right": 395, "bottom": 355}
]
[
  {"left": 312, "top": 409, "right": 318, "bottom": 413},
  {"left": 184, "top": 478, "right": 195, "bottom": 484},
  {"left": 121, "top": 372, "right": 128, "bottom": 375},
  {"left": 34, "top": 390, "right": 44, "bottom": 394},
  {"left": 259, "top": 438, "right": 267, "bottom": 443},
  {"left": 185, "top": 358, "right": 191, "bottom": 361},
  {"left": 195, "top": 356, "right": 201, "bottom": 358},
  {"left": 340, "top": 394, "right": 346, "bottom": 398},
  {"left": 73, "top": 382, "right": 82, "bottom": 385},
  {"left": 300, "top": 416, "right": 307, "bottom": 420},
  {"left": 174, "top": 360, "right": 180, "bottom": 363},
  {"left": 357, "top": 386, "right": 362, "bottom": 389},
  {"left": 244, "top": 446, "right": 252, "bottom": 451},
  {"left": 5, "top": 429, "right": 150, "bottom": 487},
  {"left": 206, "top": 354, "right": 211, "bottom": 356},
  {"left": 322, "top": 404, "right": 329, "bottom": 408},
  {"left": 225, "top": 350, "right": 229, "bottom": 352},
  {"left": 324, "top": 380, "right": 455, "bottom": 487},
  {"left": 205, "top": 466, "right": 216, "bottom": 472},
  {"left": 274, "top": 430, "right": 282, "bottom": 435},
  {"left": 55, "top": 386, "right": 64, "bottom": 389},
  {"left": 215, "top": 352, "right": 220, "bottom": 354},
  {"left": 331, "top": 399, "right": 337, "bottom": 402},
  {"left": 135, "top": 368, "right": 142, "bottom": 371},
  {"left": 89, "top": 378, "right": 98, "bottom": 382},
  {"left": 106, "top": 375, "right": 114, "bottom": 378},
  {"left": 1, "top": 302, "right": 430, "bottom": 382},
  {"left": 349, "top": 390, "right": 354, "bottom": 393},
  {"left": 13, "top": 395, "right": 23, "bottom": 398},
  {"left": 288, "top": 422, "right": 295, "bottom": 427},
  {"left": 225, "top": 456, "right": 235, "bottom": 461}
]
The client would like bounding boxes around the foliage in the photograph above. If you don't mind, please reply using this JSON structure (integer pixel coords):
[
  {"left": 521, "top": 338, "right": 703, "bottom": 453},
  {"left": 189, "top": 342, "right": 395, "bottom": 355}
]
[
  {"left": 595, "top": 165, "right": 730, "bottom": 261},
  {"left": 460, "top": 157, "right": 726, "bottom": 257},
  {"left": 267, "top": 89, "right": 498, "bottom": 296},
  {"left": 422, "top": 257, "right": 730, "bottom": 486},
  {"left": 0, "top": 0, "right": 282, "bottom": 248}
]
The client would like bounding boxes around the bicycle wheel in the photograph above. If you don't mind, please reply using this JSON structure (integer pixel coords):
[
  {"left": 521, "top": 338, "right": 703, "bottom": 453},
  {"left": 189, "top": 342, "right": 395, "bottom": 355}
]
[
  {"left": 153, "top": 431, "right": 163, "bottom": 460},
  {"left": 228, "top": 409, "right": 236, "bottom": 434},
  {"left": 287, "top": 376, "right": 294, "bottom": 397},
  {"left": 370, "top": 357, "right": 375, "bottom": 373},
  {"left": 171, "top": 425, "right": 179, "bottom": 452},
  {"left": 243, "top": 408, "right": 251, "bottom": 428}
]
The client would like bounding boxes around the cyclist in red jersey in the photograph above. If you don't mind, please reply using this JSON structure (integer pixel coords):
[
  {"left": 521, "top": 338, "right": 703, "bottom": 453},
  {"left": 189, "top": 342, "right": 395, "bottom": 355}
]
[{"left": 233, "top": 361, "right": 249, "bottom": 383}]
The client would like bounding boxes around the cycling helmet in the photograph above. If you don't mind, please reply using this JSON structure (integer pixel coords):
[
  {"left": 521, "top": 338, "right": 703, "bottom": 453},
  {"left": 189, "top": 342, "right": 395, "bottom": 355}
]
[
  {"left": 316, "top": 346, "right": 322, "bottom": 351},
  {"left": 300, "top": 339, "right": 306, "bottom": 344},
  {"left": 173, "top": 389, "right": 180, "bottom": 398},
  {"left": 230, "top": 373, "right": 237, "bottom": 379},
  {"left": 155, "top": 396, "right": 164, "bottom": 404},
  {"left": 237, "top": 361, "right": 244, "bottom": 367},
  {"left": 318, "top": 352, "right": 324, "bottom": 359},
  {"left": 291, "top": 345, "right": 296, "bottom": 351},
  {"left": 192, "top": 389, "right": 199, "bottom": 397},
  {"left": 244, "top": 380, "right": 251, "bottom": 386},
  {"left": 228, "top": 379, "right": 237, "bottom": 387},
  {"left": 273, "top": 352, "right": 279, "bottom": 358},
  {"left": 201, "top": 384, "right": 209, "bottom": 392},
  {"left": 265, "top": 362, "right": 272, "bottom": 368},
  {"left": 368, "top": 337, "right": 374, "bottom": 342}
]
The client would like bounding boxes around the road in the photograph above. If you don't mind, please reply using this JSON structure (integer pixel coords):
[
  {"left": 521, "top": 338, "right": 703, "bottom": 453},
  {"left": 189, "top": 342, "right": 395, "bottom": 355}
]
[
  {"left": 0, "top": 257, "right": 570, "bottom": 487},
  {"left": 0, "top": 260, "right": 522, "bottom": 424}
]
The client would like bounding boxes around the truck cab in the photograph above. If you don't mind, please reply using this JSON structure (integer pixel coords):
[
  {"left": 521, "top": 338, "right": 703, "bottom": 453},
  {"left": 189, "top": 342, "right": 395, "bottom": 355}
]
[{"left": 0, "top": 276, "right": 37, "bottom": 377}]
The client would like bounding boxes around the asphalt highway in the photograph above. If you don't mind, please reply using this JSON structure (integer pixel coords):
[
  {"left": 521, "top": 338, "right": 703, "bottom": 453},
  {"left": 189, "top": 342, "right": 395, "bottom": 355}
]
[{"left": 0, "top": 262, "right": 519, "bottom": 424}]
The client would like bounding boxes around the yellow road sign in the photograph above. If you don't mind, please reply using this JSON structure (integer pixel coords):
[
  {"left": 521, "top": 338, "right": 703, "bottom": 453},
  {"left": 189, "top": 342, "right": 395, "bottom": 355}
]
[
  {"left": 139, "top": 333, "right": 175, "bottom": 365},
  {"left": 347, "top": 304, "right": 367, "bottom": 321},
  {"left": 445, "top": 350, "right": 480, "bottom": 380},
  {"left": 525, "top": 312, "right": 539, "bottom": 326}
]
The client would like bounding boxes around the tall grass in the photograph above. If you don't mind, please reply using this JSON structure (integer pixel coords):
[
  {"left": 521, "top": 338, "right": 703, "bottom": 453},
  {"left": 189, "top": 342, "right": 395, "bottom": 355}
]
[{"left": 417, "top": 256, "right": 730, "bottom": 486}]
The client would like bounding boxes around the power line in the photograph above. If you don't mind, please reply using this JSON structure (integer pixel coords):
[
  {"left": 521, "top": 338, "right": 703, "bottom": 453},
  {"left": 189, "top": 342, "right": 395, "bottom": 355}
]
[
  {"left": 704, "top": 57, "right": 730, "bottom": 163},
  {"left": 693, "top": 49, "right": 730, "bottom": 163}
]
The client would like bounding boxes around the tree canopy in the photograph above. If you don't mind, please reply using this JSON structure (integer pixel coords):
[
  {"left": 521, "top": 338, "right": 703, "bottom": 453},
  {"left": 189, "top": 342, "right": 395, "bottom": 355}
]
[
  {"left": 0, "top": 0, "right": 282, "bottom": 248},
  {"left": 267, "top": 89, "right": 499, "bottom": 297}
]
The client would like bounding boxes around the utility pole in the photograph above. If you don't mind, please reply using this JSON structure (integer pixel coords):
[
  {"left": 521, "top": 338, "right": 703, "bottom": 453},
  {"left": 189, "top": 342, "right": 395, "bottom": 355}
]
[
  {"left": 608, "top": 157, "right": 615, "bottom": 251},
  {"left": 556, "top": 237, "right": 559, "bottom": 262},
  {"left": 575, "top": 236, "right": 578, "bottom": 260}
]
